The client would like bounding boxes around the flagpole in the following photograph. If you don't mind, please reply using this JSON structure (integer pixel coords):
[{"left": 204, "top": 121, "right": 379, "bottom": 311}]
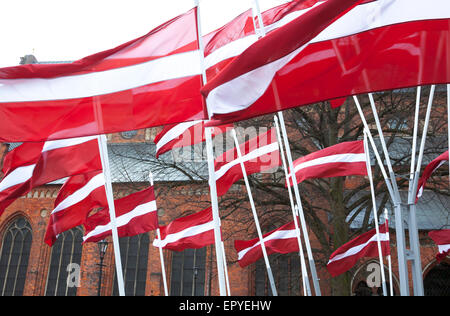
[
  {"left": 231, "top": 129, "right": 278, "bottom": 296},
  {"left": 363, "top": 131, "right": 388, "bottom": 296},
  {"left": 251, "top": 1, "right": 321, "bottom": 295},
  {"left": 148, "top": 172, "right": 168, "bottom": 296},
  {"left": 274, "top": 115, "right": 311, "bottom": 296},
  {"left": 353, "top": 95, "right": 409, "bottom": 295},
  {"left": 195, "top": 0, "right": 227, "bottom": 296},
  {"left": 385, "top": 208, "right": 394, "bottom": 296},
  {"left": 221, "top": 241, "right": 231, "bottom": 296},
  {"left": 96, "top": 134, "right": 125, "bottom": 296}
]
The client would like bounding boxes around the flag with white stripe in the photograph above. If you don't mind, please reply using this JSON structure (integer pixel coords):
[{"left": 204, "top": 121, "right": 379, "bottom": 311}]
[
  {"left": 234, "top": 221, "right": 299, "bottom": 268},
  {"left": 327, "top": 223, "right": 390, "bottom": 277},
  {"left": 152, "top": 207, "right": 214, "bottom": 252},
  {"left": 428, "top": 229, "right": 450, "bottom": 262},
  {"left": 201, "top": 0, "right": 450, "bottom": 123},
  {"left": 0, "top": 136, "right": 102, "bottom": 215},
  {"left": 0, "top": 7, "right": 205, "bottom": 142},
  {"left": 288, "top": 140, "right": 367, "bottom": 186},
  {"left": 83, "top": 186, "right": 158, "bottom": 243},
  {"left": 416, "top": 151, "right": 448, "bottom": 202},
  {"left": 45, "top": 171, "right": 107, "bottom": 246},
  {"left": 214, "top": 128, "right": 280, "bottom": 196}
]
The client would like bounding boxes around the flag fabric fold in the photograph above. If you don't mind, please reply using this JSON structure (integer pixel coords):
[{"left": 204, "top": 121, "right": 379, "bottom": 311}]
[
  {"left": 83, "top": 186, "right": 158, "bottom": 243},
  {"left": 45, "top": 171, "right": 107, "bottom": 246},
  {"left": 201, "top": 0, "right": 450, "bottom": 124},
  {"left": 214, "top": 128, "right": 280, "bottom": 196},
  {"left": 416, "top": 151, "right": 449, "bottom": 203},
  {"left": 288, "top": 140, "right": 367, "bottom": 186},
  {"left": 234, "top": 221, "right": 299, "bottom": 268},
  {"left": 0, "top": 7, "right": 205, "bottom": 142},
  {"left": 152, "top": 207, "right": 214, "bottom": 251},
  {"left": 327, "top": 223, "right": 390, "bottom": 277},
  {"left": 428, "top": 229, "right": 450, "bottom": 262},
  {"left": 0, "top": 136, "right": 102, "bottom": 214}
]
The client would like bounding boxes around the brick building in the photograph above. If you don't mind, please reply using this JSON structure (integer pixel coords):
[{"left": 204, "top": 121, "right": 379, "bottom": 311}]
[{"left": 0, "top": 56, "right": 449, "bottom": 296}]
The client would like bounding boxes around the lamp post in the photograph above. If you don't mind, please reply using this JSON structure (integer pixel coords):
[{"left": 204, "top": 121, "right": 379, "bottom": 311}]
[{"left": 97, "top": 239, "right": 109, "bottom": 296}]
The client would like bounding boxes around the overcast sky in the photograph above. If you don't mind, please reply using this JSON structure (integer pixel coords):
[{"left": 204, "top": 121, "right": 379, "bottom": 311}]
[{"left": 0, "top": 0, "right": 288, "bottom": 67}]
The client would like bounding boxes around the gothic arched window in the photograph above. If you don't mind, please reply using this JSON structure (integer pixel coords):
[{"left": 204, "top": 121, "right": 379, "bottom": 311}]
[{"left": 0, "top": 217, "right": 32, "bottom": 296}]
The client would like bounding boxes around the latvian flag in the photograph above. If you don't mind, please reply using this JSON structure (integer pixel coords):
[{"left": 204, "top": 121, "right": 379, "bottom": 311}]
[
  {"left": 288, "top": 140, "right": 367, "bottom": 186},
  {"left": 154, "top": 120, "right": 232, "bottom": 158},
  {"left": 416, "top": 151, "right": 448, "bottom": 203},
  {"left": 214, "top": 128, "right": 281, "bottom": 196},
  {"left": 152, "top": 207, "right": 214, "bottom": 252},
  {"left": 83, "top": 186, "right": 158, "bottom": 243},
  {"left": 0, "top": 136, "right": 102, "bottom": 215},
  {"left": 45, "top": 171, "right": 107, "bottom": 246},
  {"left": 327, "top": 223, "right": 390, "bottom": 277},
  {"left": 234, "top": 221, "right": 299, "bottom": 268},
  {"left": 428, "top": 230, "right": 450, "bottom": 262}
]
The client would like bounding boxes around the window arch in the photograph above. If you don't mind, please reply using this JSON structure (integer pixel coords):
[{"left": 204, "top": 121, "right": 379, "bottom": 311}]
[
  {"left": 424, "top": 260, "right": 450, "bottom": 296},
  {"left": 351, "top": 260, "right": 397, "bottom": 296},
  {"left": 0, "top": 217, "right": 33, "bottom": 296},
  {"left": 45, "top": 226, "right": 84, "bottom": 296}
]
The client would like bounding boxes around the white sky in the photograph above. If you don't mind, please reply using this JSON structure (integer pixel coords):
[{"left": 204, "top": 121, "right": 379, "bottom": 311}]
[{"left": 0, "top": 0, "right": 288, "bottom": 68}]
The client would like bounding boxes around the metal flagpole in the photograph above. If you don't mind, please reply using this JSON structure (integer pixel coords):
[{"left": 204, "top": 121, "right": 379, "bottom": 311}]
[
  {"left": 221, "top": 241, "right": 231, "bottom": 296},
  {"left": 385, "top": 208, "right": 394, "bottom": 296},
  {"left": 363, "top": 131, "right": 388, "bottom": 296},
  {"left": 353, "top": 95, "right": 409, "bottom": 296},
  {"left": 148, "top": 172, "right": 168, "bottom": 296},
  {"left": 231, "top": 129, "right": 278, "bottom": 296},
  {"left": 277, "top": 112, "right": 322, "bottom": 296},
  {"left": 96, "top": 134, "right": 126, "bottom": 296},
  {"left": 195, "top": 0, "right": 227, "bottom": 296},
  {"left": 251, "top": 0, "right": 321, "bottom": 295},
  {"left": 274, "top": 115, "right": 311, "bottom": 296}
]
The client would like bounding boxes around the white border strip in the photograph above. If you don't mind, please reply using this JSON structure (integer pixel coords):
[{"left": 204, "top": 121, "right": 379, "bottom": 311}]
[
  {"left": 293, "top": 153, "right": 366, "bottom": 174},
  {"left": 152, "top": 220, "right": 215, "bottom": 248},
  {"left": 155, "top": 120, "right": 203, "bottom": 153},
  {"left": 0, "top": 164, "right": 35, "bottom": 192}
]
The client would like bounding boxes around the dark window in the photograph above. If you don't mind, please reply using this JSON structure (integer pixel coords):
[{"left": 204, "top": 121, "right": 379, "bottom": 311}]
[
  {"left": 45, "top": 227, "right": 83, "bottom": 296},
  {"left": 170, "top": 247, "right": 206, "bottom": 296},
  {"left": 0, "top": 217, "right": 32, "bottom": 296},
  {"left": 113, "top": 234, "right": 150, "bottom": 296},
  {"left": 424, "top": 261, "right": 450, "bottom": 296}
]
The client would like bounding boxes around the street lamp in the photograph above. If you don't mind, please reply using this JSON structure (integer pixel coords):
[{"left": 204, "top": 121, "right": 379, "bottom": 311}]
[{"left": 97, "top": 239, "right": 109, "bottom": 296}]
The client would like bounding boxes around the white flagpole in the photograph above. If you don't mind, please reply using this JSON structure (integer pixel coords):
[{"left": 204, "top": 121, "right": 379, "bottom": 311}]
[
  {"left": 384, "top": 208, "right": 394, "bottom": 296},
  {"left": 363, "top": 131, "right": 387, "bottom": 297},
  {"left": 231, "top": 129, "right": 278, "bottom": 296},
  {"left": 148, "top": 172, "right": 168, "bottom": 296},
  {"left": 221, "top": 241, "right": 231, "bottom": 296},
  {"left": 274, "top": 115, "right": 311, "bottom": 296},
  {"left": 195, "top": 0, "right": 227, "bottom": 296},
  {"left": 96, "top": 134, "right": 125, "bottom": 296}
]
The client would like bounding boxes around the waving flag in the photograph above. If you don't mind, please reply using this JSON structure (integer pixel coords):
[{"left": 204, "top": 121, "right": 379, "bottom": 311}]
[
  {"left": 154, "top": 120, "right": 232, "bottom": 158},
  {"left": 0, "top": 7, "right": 205, "bottom": 142},
  {"left": 201, "top": 0, "right": 450, "bottom": 123},
  {"left": 288, "top": 140, "right": 367, "bottom": 186},
  {"left": 234, "top": 221, "right": 299, "bottom": 268},
  {"left": 428, "top": 230, "right": 450, "bottom": 262},
  {"left": 152, "top": 207, "right": 214, "bottom": 251},
  {"left": 416, "top": 151, "right": 449, "bottom": 202},
  {"left": 45, "top": 171, "right": 107, "bottom": 246},
  {"left": 327, "top": 223, "right": 390, "bottom": 277},
  {"left": 0, "top": 136, "right": 102, "bottom": 214},
  {"left": 214, "top": 128, "right": 280, "bottom": 196},
  {"left": 83, "top": 186, "right": 158, "bottom": 243}
]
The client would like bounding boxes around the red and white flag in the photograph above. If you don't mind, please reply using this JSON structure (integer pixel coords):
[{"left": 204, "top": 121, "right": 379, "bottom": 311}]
[
  {"left": 234, "top": 221, "right": 299, "bottom": 268},
  {"left": 327, "top": 223, "right": 390, "bottom": 277},
  {"left": 201, "top": 0, "right": 450, "bottom": 123},
  {"left": 428, "top": 229, "right": 450, "bottom": 262},
  {"left": 0, "top": 7, "right": 205, "bottom": 142},
  {"left": 44, "top": 171, "right": 107, "bottom": 246},
  {"left": 288, "top": 140, "right": 367, "bottom": 186},
  {"left": 154, "top": 120, "right": 232, "bottom": 158},
  {"left": 416, "top": 151, "right": 448, "bottom": 202},
  {"left": 83, "top": 186, "right": 158, "bottom": 243},
  {"left": 0, "top": 136, "right": 102, "bottom": 214},
  {"left": 152, "top": 207, "right": 214, "bottom": 251},
  {"left": 214, "top": 128, "right": 280, "bottom": 196}
]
